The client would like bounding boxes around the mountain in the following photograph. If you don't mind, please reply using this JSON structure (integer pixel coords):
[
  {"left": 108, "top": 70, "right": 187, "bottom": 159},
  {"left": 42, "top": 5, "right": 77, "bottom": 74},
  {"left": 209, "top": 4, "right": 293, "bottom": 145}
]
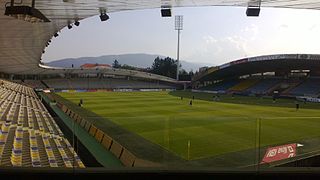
[{"left": 45, "top": 53, "right": 211, "bottom": 72}]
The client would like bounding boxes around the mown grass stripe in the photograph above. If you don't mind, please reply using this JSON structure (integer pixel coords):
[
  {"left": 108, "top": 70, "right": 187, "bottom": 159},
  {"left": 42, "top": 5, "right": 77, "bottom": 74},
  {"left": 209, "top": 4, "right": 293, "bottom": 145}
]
[{"left": 58, "top": 91, "right": 320, "bottom": 161}]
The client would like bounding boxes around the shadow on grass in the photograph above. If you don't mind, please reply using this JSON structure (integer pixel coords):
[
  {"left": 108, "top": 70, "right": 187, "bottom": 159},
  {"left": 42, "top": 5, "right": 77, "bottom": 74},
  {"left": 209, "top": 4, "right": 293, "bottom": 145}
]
[
  {"left": 169, "top": 91, "right": 320, "bottom": 110},
  {"left": 52, "top": 91, "right": 320, "bottom": 168},
  {"left": 51, "top": 93, "right": 186, "bottom": 166}
]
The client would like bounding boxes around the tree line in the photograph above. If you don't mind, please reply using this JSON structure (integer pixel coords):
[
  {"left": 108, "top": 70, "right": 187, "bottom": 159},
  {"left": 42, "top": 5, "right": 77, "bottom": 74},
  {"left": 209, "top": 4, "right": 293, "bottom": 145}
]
[{"left": 112, "top": 57, "right": 194, "bottom": 80}]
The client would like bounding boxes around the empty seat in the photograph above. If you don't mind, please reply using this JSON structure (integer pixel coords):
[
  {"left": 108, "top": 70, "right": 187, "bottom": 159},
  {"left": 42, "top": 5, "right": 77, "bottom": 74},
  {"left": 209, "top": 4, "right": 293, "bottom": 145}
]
[{"left": 0, "top": 79, "right": 85, "bottom": 168}]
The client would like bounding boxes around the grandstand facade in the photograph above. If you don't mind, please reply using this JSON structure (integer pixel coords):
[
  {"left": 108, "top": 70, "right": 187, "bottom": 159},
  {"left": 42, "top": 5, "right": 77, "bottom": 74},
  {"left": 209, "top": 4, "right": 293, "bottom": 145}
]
[
  {"left": 13, "top": 76, "right": 180, "bottom": 92},
  {"left": 193, "top": 54, "right": 320, "bottom": 98}
]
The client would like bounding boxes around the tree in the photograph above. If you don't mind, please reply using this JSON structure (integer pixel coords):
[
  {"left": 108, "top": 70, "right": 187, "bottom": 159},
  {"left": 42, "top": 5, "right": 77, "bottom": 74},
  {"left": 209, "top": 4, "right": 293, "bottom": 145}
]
[
  {"left": 151, "top": 57, "right": 177, "bottom": 79},
  {"left": 121, "top": 64, "right": 137, "bottom": 70},
  {"left": 180, "top": 69, "right": 188, "bottom": 76},
  {"left": 112, "top": 59, "right": 121, "bottom": 68},
  {"left": 188, "top": 70, "right": 194, "bottom": 76}
]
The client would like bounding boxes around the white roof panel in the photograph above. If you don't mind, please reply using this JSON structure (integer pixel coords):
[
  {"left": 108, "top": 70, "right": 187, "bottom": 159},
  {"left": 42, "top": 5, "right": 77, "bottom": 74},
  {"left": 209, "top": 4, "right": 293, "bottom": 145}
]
[{"left": 0, "top": 0, "right": 320, "bottom": 74}]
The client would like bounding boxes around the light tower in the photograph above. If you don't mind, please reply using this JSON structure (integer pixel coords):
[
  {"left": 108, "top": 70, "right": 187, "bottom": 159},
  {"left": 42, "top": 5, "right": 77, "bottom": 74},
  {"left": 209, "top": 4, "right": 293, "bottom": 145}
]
[{"left": 175, "top": 15, "right": 183, "bottom": 81}]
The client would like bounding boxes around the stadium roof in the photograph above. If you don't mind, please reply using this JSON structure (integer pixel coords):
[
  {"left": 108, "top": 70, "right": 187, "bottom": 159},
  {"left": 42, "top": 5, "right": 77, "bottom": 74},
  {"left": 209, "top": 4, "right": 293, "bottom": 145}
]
[
  {"left": 80, "top": 63, "right": 112, "bottom": 69},
  {"left": 37, "top": 64, "right": 178, "bottom": 83},
  {"left": 193, "top": 54, "right": 320, "bottom": 81},
  {"left": 1, "top": 1, "right": 320, "bottom": 75}
]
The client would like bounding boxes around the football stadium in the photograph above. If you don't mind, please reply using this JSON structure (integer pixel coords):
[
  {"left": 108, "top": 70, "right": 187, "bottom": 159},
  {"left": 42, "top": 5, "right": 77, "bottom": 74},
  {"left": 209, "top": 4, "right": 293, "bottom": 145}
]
[
  {"left": 1, "top": 0, "right": 320, "bottom": 179},
  {"left": 26, "top": 54, "right": 320, "bottom": 169}
]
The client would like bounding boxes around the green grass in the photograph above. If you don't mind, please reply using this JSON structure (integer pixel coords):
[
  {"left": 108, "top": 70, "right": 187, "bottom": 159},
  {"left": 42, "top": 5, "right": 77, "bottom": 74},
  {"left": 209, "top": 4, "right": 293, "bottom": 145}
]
[{"left": 57, "top": 91, "right": 320, "bottom": 161}]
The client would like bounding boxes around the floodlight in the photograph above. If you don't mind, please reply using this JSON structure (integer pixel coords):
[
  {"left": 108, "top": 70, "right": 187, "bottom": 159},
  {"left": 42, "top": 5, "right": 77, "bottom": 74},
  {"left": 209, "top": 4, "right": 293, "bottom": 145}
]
[
  {"left": 74, "top": 21, "right": 80, "bottom": 26},
  {"left": 161, "top": 8, "right": 171, "bottom": 17},
  {"left": 4, "top": 0, "right": 50, "bottom": 23},
  {"left": 246, "top": 6, "right": 260, "bottom": 17},
  {"left": 175, "top": 15, "right": 183, "bottom": 81},
  {"left": 100, "top": 13, "right": 109, "bottom": 21},
  {"left": 99, "top": 7, "right": 109, "bottom": 22}
]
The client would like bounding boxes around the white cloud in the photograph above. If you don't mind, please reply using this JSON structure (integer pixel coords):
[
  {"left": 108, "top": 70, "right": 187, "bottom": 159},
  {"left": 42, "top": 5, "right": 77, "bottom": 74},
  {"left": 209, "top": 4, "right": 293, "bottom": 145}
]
[
  {"left": 279, "top": 24, "right": 289, "bottom": 29},
  {"left": 184, "top": 24, "right": 261, "bottom": 65},
  {"left": 203, "top": 35, "right": 218, "bottom": 44},
  {"left": 308, "top": 24, "right": 320, "bottom": 31},
  {"left": 242, "top": 24, "right": 259, "bottom": 40}
]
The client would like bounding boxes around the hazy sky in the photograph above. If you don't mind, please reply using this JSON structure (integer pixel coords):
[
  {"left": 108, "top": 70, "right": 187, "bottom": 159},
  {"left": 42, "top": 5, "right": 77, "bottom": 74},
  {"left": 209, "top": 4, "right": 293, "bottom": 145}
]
[{"left": 42, "top": 6, "right": 320, "bottom": 66}]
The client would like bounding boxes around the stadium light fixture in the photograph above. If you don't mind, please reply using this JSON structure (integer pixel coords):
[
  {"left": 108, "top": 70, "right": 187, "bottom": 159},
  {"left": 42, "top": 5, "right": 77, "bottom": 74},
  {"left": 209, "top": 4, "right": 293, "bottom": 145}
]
[
  {"left": 246, "top": 0, "right": 261, "bottom": 17},
  {"left": 161, "top": 6, "right": 171, "bottom": 17},
  {"left": 99, "top": 7, "right": 109, "bottom": 22},
  {"left": 100, "top": 13, "right": 109, "bottom": 21},
  {"left": 67, "top": 24, "right": 72, "bottom": 29},
  {"left": 74, "top": 20, "right": 80, "bottom": 26},
  {"left": 53, "top": 32, "right": 58, "bottom": 37},
  {"left": 246, "top": 6, "right": 260, "bottom": 16},
  {"left": 4, "top": 0, "right": 50, "bottom": 23}
]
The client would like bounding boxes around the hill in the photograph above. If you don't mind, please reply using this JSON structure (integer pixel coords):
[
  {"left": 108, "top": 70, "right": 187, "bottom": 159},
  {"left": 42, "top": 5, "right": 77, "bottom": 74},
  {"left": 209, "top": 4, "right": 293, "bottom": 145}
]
[{"left": 45, "top": 53, "right": 211, "bottom": 72}]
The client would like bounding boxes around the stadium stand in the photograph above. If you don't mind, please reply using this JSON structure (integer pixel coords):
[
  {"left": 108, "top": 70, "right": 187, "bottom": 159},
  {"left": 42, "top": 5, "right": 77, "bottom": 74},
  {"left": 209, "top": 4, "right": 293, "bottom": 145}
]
[
  {"left": 197, "top": 76, "right": 320, "bottom": 98},
  {"left": 13, "top": 80, "right": 47, "bottom": 89},
  {"left": 289, "top": 78, "right": 320, "bottom": 96},
  {"left": 0, "top": 79, "right": 84, "bottom": 167},
  {"left": 43, "top": 78, "right": 175, "bottom": 90},
  {"left": 246, "top": 78, "right": 282, "bottom": 94},
  {"left": 278, "top": 78, "right": 304, "bottom": 95},
  {"left": 193, "top": 54, "right": 320, "bottom": 101},
  {"left": 200, "top": 80, "right": 239, "bottom": 91},
  {"left": 228, "top": 79, "right": 260, "bottom": 91}
]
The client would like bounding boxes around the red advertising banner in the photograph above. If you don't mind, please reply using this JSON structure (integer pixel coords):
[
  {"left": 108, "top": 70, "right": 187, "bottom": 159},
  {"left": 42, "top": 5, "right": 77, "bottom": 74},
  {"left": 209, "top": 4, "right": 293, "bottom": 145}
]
[
  {"left": 261, "top": 143, "right": 296, "bottom": 164},
  {"left": 230, "top": 58, "right": 248, "bottom": 65}
]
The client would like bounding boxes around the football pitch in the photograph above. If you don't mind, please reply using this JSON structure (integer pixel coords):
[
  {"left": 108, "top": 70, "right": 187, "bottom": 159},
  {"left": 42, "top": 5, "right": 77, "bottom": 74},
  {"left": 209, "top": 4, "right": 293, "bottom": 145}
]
[{"left": 57, "top": 91, "right": 320, "bottom": 162}]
